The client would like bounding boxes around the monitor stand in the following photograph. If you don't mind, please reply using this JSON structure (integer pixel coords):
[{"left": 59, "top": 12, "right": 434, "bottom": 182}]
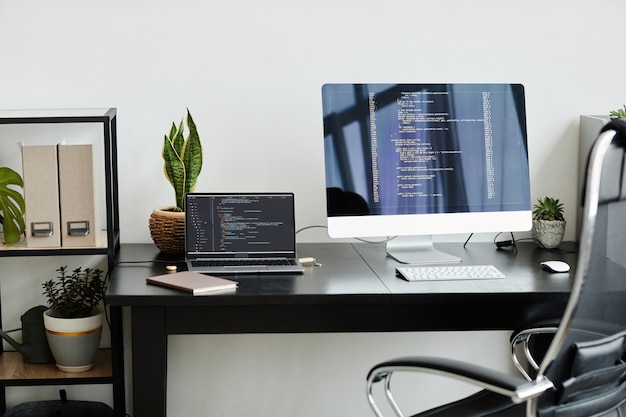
[{"left": 386, "top": 235, "right": 462, "bottom": 264}]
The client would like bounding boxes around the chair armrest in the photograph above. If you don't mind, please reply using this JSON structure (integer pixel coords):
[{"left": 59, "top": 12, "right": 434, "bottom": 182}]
[
  {"left": 509, "top": 324, "right": 616, "bottom": 381},
  {"left": 511, "top": 326, "right": 558, "bottom": 381},
  {"left": 368, "top": 356, "right": 549, "bottom": 399},
  {"left": 367, "top": 356, "right": 554, "bottom": 417}
]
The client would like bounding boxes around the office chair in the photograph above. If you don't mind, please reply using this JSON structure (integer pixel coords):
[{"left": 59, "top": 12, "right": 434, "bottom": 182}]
[{"left": 366, "top": 119, "right": 626, "bottom": 417}]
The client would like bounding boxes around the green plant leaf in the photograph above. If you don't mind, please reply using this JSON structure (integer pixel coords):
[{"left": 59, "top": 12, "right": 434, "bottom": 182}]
[
  {"left": 182, "top": 110, "right": 202, "bottom": 195},
  {"left": 609, "top": 104, "right": 626, "bottom": 119},
  {"left": 163, "top": 134, "right": 186, "bottom": 211},
  {"left": 171, "top": 121, "right": 184, "bottom": 156},
  {"left": 0, "top": 167, "right": 25, "bottom": 244}
]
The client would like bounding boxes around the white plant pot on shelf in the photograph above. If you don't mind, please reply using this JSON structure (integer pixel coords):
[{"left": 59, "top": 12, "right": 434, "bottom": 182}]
[{"left": 43, "top": 308, "right": 103, "bottom": 373}]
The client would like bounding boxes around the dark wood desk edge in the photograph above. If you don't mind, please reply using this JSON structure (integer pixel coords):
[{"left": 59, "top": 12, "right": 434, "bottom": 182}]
[
  {"left": 105, "top": 242, "right": 390, "bottom": 307},
  {"left": 107, "top": 241, "right": 572, "bottom": 333}
]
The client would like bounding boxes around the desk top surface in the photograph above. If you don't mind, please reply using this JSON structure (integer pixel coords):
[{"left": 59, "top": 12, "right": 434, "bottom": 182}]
[
  {"left": 106, "top": 241, "right": 576, "bottom": 307},
  {"left": 355, "top": 241, "right": 577, "bottom": 297}
]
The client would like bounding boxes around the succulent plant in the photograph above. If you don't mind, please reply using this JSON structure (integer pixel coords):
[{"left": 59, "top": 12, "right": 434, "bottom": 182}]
[{"left": 532, "top": 196, "right": 565, "bottom": 222}]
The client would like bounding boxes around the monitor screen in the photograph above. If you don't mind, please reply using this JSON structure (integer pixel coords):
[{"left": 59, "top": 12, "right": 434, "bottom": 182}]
[{"left": 321, "top": 83, "right": 531, "bottom": 263}]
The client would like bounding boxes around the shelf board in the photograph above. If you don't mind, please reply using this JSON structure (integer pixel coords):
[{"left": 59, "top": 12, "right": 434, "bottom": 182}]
[
  {"left": 0, "top": 349, "right": 112, "bottom": 385},
  {"left": 0, "top": 232, "right": 112, "bottom": 256},
  {"left": 0, "top": 108, "right": 115, "bottom": 123}
]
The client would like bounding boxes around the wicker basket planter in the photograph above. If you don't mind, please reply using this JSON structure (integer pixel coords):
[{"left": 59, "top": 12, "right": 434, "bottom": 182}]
[{"left": 149, "top": 207, "right": 185, "bottom": 254}]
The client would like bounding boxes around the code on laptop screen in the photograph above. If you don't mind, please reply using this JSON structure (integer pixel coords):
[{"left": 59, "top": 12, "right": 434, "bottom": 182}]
[{"left": 185, "top": 193, "right": 296, "bottom": 256}]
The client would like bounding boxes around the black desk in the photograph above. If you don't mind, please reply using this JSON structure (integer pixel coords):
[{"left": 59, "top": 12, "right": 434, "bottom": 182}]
[{"left": 106, "top": 241, "right": 575, "bottom": 417}]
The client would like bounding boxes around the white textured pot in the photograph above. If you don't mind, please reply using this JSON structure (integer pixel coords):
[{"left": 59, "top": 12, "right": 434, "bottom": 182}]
[
  {"left": 532, "top": 219, "right": 566, "bottom": 249},
  {"left": 43, "top": 308, "right": 103, "bottom": 372}
]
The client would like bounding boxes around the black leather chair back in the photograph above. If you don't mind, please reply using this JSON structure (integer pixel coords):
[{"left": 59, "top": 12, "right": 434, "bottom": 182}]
[{"left": 535, "top": 119, "right": 626, "bottom": 416}]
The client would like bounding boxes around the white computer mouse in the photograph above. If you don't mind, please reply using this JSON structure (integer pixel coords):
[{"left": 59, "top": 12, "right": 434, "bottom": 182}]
[{"left": 540, "top": 260, "right": 571, "bottom": 273}]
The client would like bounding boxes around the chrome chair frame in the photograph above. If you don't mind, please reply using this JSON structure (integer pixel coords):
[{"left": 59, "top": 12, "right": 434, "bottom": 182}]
[{"left": 366, "top": 122, "right": 626, "bottom": 417}]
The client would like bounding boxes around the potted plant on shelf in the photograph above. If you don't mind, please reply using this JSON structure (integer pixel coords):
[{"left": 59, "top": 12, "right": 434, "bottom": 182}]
[
  {"left": 149, "top": 109, "right": 203, "bottom": 253},
  {"left": 609, "top": 104, "right": 626, "bottom": 120},
  {"left": 0, "top": 167, "right": 25, "bottom": 244},
  {"left": 42, "top": 266, "right": 107, "bottom": 372},
  {"left": 531, "top": 196, "right": 566, "bottom": 249}
]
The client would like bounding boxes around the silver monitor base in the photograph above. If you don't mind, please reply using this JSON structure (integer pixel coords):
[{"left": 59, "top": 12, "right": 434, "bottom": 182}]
[{"left": 386, "top": 236, "right": 462, "bottom": 264}]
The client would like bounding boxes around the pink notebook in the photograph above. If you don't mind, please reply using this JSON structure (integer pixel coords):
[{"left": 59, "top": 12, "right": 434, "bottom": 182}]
[{"left": 147, "top": 271, "right": 237, "bottom": 295}]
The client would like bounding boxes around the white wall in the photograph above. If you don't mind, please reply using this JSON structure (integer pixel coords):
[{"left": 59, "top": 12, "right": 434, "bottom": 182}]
[{"left": 1, "top": 0, "right": 625, "bottom": 415}]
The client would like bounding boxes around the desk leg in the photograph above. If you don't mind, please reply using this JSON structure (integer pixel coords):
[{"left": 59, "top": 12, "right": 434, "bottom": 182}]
[
  {"left": 109, "top": 306, "right": 126, "bottom": 417},
  {"left": 132, "top": 306, "right": 167, "bottom": 417},
  {"left": 1, "top": 385, "right": 6, "bottom": 415}
]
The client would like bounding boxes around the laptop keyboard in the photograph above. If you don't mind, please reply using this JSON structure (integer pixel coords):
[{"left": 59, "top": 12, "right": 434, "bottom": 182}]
[{"left": 191, "top": 258, "right": 293, "bottom": 267}]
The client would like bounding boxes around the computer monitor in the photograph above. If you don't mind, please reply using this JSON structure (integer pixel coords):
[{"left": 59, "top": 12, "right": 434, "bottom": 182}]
[{"left": 321, "top": 83, "right": 531, "bottom": 264}]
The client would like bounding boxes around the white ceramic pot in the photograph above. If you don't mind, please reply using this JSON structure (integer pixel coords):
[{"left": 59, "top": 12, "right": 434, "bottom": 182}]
[{"left": 43, "top": 309, "right": 103, "bottom": 372}]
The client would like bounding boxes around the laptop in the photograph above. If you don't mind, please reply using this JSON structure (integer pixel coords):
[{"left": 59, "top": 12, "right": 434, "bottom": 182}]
[{"left": 185, "top": 193, "right": 305, "bottom": 274}]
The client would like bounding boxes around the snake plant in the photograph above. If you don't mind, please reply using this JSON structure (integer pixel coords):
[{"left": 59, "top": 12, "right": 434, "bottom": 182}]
[
  {"left": 0, "top": 167, "right": 26, "bottom": 244},
  {"left": 162, "top": 110, "right": 203, "bottom": 212}
]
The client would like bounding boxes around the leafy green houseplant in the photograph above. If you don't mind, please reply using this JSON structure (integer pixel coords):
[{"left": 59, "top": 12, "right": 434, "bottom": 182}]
[
  {"left": 41, "top": 266, "right": 107, "bottom": 372},
  {"left": 531, "top": 196, "right": 566, "bottom": 248},
  {"left": 149, "top": 109, "right": 203, "bottom": 253},
  {"left": 0, "top": 167, "right": 26, "bottom": 244},
  {"left": 609, "top": 104, "right": 626, "bottom": 120},
  {"left": 42, "top": 266, "right": 107, "bottom": 318}
]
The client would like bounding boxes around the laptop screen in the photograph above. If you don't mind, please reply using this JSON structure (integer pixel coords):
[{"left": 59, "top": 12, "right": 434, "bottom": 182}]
[{"left": 185, "top": 193, "right": 297, "bottom": 257}]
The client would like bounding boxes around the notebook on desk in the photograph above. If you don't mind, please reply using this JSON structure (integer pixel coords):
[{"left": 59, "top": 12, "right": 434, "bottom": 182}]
[{"left": 185, "top": 193, "right": 305, "bottom": 274}]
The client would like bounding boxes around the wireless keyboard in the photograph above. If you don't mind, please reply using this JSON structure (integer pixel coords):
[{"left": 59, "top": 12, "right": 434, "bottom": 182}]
[{"left": 396, "top": 265, "right": 506, "bottom": 281}]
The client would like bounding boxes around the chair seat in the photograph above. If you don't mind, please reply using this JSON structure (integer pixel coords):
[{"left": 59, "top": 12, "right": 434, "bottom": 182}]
[{"left": 415, "top": 390, "right": 525, "bottom": 417}]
